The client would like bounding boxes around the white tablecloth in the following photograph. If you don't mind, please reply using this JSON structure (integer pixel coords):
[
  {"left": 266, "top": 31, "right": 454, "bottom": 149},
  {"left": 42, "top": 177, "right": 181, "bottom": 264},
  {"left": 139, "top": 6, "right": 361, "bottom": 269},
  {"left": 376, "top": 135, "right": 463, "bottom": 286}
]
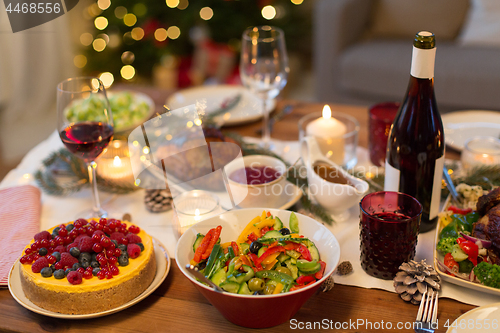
[{"left": 2, "top": 131, "right": 499, "bottom": 307}]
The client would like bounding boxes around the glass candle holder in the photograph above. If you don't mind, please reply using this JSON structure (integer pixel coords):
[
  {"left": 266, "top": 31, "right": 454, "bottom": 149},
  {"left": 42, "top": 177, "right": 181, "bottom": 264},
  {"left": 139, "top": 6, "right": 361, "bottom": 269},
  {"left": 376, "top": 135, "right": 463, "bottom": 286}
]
[
  {"left": 96, "top": 140, "right": 136, "bottom": 183},
  {"left": 172, "top": 190, "right": 221, "bottom": 237},
  {"left": 461, "top": 136, "right": 500, "bottom": 170},
  {"left": 368, "top": 102, "right": 400, "bottom": 166},
  {"left": 298, "top": 110, "right": 359, "bottom": 169}
]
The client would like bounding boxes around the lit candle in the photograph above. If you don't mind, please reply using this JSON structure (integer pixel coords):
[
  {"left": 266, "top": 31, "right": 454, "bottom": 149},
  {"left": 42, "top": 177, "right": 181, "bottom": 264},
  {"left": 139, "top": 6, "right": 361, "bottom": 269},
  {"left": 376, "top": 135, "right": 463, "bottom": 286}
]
[
  {"left": 306, "top": 105, "right": 347, "bottom": 165},
  {"left": 96, "top": 140, "right": 135, "bottom": 182}
]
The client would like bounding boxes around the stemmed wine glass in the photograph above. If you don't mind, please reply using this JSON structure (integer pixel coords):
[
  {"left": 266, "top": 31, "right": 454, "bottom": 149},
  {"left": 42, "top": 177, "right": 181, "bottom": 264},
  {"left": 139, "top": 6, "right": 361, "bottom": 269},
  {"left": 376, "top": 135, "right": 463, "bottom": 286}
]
[
  {"left": 240, "top": 26, "right": 289, "bottom": 148},
  {"left": 57, "top": 77, "right": 114, "bottom": 218}
]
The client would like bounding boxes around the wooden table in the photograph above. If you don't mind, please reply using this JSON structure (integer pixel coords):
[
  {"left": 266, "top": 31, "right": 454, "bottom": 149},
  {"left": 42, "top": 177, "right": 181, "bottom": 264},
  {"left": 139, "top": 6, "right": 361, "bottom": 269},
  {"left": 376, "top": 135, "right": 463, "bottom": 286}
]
[{"left": 0, "top": 90, "right": 472, "bottom": 332}]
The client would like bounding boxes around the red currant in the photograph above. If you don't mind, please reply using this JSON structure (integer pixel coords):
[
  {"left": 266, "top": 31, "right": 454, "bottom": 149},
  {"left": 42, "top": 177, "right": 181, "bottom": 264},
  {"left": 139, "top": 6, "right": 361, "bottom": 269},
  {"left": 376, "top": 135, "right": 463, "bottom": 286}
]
[
  {"left": 49, "top": 240, "right": 56, "bottom": 248},
  {"left": 107, "top": 242, "right": 115, "bottom": 251},
  {"left": 74, "top": 219, "right": 86, "bottom": 229},
  {"left": 128, "top": 225, "right": 141, "bottom": 234},
  {"left": 69, "top": 229, "right": 79, "bottom": 239},
  {"left": 47, "top": 255, "right": 57, "bottom": 264},
  {"left": 119, "top": 237, "right": 129, "bottom": 245},
  {"left": 106, "top": 249, "right": 114, "bottom": 257},
  {"left": 95, "top": 223, "right": 104, "bottom": 231},
  {"left": 54, "top": 262, "right": 63, "bottom": 270},
  {"left": 92, "top": 243, "right": 103, "bottom": 253},
  {"left": 58, "top": 228, "right": 68, "bottom": 237},
  {"left": 97, "top": 270, "right": 106, "bottom": 280},
  {"left": 98, "top": 257, "right": 107, "bottom": 266},
  {"left": 108, "top": 256, "right": 117, "bottom": 265},
  {"left": 77, "top": 267, "right": 85, "bottom": 274},
  {"left": 103, "top": 226, "right": 112, "bottom": 235},
  {"left": 78, "top": 228, "right": 87, "bottom": 235},
  {"left": 106, "top": 271, "right": 113, "bottom": 279},
  {"left": 20, "top": 255, "right": 30, "bottom": 264},
  {"left": 54, "top": 236, "right": 64, "bottom": 246},
  {"left": 99, "top": 218, "right": 107, "bottom": 225},
  {"left": 110, "top": 265, "right": 119, "bottom": 275},
  {"left": 83, "top": 270, "right": 93, "bottom": 279},
  {"left": 63, "top": 236, "right": 72, "bottom": 245},
  {"left": 33, "top": 254, "right": 41, "bottom": 261},
  {"left": 25, "top": 248, "right": 33, "bottom": 255},
  {"left": 114, "top": 248, "right": 122, "bottom": 257},
  {"left": 86, "top": 226, "right": 95, "bottom": 236},
  {"left": 100, "top": 236, "right": 111, "bottom": 248}
]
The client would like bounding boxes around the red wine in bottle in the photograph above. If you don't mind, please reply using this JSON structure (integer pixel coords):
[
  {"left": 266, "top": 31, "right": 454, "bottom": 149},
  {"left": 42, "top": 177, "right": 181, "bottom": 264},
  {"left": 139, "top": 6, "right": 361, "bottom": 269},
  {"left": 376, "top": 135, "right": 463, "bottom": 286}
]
[
  {"left": 384, "top": 31, "right": 445, "bottom": 233},
  {"left": 60, "top": 122, "right": 114, "bottom": 162}
]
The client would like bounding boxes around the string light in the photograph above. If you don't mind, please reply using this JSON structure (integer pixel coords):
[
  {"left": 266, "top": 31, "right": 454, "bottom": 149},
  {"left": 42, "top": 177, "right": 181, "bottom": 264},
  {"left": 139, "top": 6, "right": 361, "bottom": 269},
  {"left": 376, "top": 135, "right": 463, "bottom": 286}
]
[
  {"left": 80, "top": 32, "right": 93, "bottom": 46},
  {"left": 99, "top": 72, "right": 114, "bottom": 88},
  {"left": 97, "top": 0, "right": 111, "bottom": 10},
  {"left": 94, "top": 16, "right": 108, "bottom": 30},
  {"left": 123, "top": 13, "right": 137, "bottom": 27},
  {"left": 154, "top": 28, "right": 168, "bottom": 41},
  {"left": 97, "top": 33, "right": 109, "bottom": 44},
  {"left": 73, "top": 55, "right": 87, "bottom": 68},
  {"left": 199, "top": 7, "right": 213, "bottom": 20},
  {"left": 131, "top": 27, "right": 144, "bottom": 40},
  {"left": 121, "top": 65, "right": 136, "bottom": 80},
  {"left": 166, "top": 0, "right": 179, "bottom": 8},
  {"left": 262, "top": 5, "right": 276, "bottom": 20},
  {"left": 291, "top": 0, "right": 303, "bottom": 4},
  {"left": 167, "top": 26, "right": 180, "bottom": 39},
  {"left": 114, "top": 6, "right": 127, "bottom": 19},
  {"left": 178, "top": 0, "right": 188, "bottom": 10},
  {"left": 93, "top": 38, "right": 107, "bottom": 52}
]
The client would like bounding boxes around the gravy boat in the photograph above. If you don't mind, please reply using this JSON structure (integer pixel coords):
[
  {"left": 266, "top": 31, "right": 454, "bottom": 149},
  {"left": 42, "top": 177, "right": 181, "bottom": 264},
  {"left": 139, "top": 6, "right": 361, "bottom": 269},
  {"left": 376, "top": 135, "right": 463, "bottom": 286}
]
[{"left": 301, "top": 136, "right": 369, "bottom": 221}]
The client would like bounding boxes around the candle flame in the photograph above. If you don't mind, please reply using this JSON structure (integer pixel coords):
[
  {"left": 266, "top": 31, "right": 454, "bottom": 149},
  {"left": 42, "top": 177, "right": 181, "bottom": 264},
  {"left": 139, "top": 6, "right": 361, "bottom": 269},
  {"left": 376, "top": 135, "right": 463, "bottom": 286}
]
[
  {"left": 322, "top": 105, "right": 332, "bottom": 119},
  {"left": 113, "top": 156, "right": 122, "bottom": 167}
]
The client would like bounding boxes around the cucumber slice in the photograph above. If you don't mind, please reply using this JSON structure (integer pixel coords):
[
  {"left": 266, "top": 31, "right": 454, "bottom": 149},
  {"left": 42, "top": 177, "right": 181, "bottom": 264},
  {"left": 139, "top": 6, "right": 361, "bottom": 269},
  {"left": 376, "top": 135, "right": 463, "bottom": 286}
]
[
  {"left": 210, "top": 268, "right": 227, "bottom": 286},
  {"left": 263, "top": 230, "right": 284, "bottom": 238},
  {"left": 203, "top": 244, "right": 221, "bottom": 277},
  {"left": 284, "top": 259, "right": 298, "bottom": 279},
  {"left": 238, "top": 282, "right": 252, "bottom": 295},
  {"left": 308, "top": 244, "right": 320, "bottom": 261},
  {"left": 227, "top": 272, "right": 246, "bottom": 284},
  {"left": 259, "top": 237, "right": 303, "bottom": 244},
  {"left": 289, "top": 212, "right": 299, "bottom": 234},
  {"left": 239, "top": 242, "right": 250, "bottom": 254},
  {"left": 273, "top": 217, "right": 284, "bottom": 230},
  {"left": 286, "top": 250, "right": 302, "bottom": 259},
  {"left": 296, "top": 259, "right": 319, "bottom": 271},
  {"left": 257, "top": 246, "right": 268, "bottom": 258},
  {"left": 220, "top": 281, "right": 240, "bottom": 293},
  {"left": 193, "top": 233, "right": 205, "bottom": 253},
  {"left": 277, "top": 253, "right": 290, "bottom": 263}
]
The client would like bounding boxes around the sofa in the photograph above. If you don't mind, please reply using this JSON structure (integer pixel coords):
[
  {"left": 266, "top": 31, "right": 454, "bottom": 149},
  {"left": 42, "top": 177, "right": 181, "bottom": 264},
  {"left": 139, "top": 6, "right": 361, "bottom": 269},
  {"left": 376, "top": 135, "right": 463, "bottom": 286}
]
[{"left": 313, "top": 0, "right": 500, "bottom": 111}]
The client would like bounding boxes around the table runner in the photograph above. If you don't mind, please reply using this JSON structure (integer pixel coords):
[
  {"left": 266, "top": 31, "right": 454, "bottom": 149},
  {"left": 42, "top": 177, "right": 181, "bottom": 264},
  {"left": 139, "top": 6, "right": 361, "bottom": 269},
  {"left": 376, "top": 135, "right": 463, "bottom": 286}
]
[{"left": 1, "top": 131, "right": 499, "bottom": 305}]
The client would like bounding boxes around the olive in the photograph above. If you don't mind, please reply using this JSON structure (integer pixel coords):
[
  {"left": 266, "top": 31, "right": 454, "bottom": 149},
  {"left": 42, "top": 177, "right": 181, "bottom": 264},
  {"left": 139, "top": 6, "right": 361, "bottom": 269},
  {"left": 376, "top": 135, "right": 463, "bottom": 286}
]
[
  {"left": 275, "top": 266, "right": 292, "bottom": 276},
  {"left": 249, "top": 241, "right": 263, "bottom": 254},
  {"left": 248, "top": 278, "right": 265, "bottom": 291},
  {"left": 279, "top": 228, "right": 291, "bottom": 235},
  {"left": 197, "top": 261, "right": 207, "bottom": 270},
  {"left": 263, "top": 285, "right": 276, "bottom": 295}
]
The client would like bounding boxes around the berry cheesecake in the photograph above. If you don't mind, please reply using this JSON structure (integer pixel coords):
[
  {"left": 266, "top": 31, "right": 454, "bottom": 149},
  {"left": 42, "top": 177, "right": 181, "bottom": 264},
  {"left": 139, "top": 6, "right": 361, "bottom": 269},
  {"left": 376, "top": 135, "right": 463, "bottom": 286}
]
[{"left": 19, "top": 218, "right": 156, "bottom": 315}]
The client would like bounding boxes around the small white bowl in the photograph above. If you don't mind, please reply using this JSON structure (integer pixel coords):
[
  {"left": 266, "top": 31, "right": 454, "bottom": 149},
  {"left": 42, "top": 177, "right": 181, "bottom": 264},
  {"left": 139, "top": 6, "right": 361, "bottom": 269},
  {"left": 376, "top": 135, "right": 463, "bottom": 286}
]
[{"left": 224, "top": 155, "right": 289, "bottom": 208}]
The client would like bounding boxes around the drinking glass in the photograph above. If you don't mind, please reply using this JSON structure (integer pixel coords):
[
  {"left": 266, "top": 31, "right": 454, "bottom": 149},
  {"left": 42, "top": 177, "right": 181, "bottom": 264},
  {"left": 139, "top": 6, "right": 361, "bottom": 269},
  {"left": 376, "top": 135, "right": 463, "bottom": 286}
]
[
  {"left": 461, "top": 136, "right": 500, "bottom": 169},
  {"left": 240, "top": 26, "right": 289, "bottom": 148},
  {"left": 57, "top": 77, "right": 114, "bottom": 218},
  {"left": 360, "top": 191, "right": 422, "bottom": 279}
]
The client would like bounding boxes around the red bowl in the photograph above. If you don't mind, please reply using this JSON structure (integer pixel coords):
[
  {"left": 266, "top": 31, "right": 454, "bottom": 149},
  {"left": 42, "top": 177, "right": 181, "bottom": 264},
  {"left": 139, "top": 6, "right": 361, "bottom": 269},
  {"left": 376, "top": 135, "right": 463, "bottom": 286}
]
[{"left": 175, "top": 208, "right": 340, "bottom": 328}]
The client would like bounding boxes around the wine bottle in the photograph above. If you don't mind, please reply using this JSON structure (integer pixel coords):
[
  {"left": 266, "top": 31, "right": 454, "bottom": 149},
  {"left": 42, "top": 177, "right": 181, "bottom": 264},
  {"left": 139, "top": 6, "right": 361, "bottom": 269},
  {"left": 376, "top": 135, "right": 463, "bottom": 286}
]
[{"left": 384, "top": 31, "right": 445, "bottom": 233}]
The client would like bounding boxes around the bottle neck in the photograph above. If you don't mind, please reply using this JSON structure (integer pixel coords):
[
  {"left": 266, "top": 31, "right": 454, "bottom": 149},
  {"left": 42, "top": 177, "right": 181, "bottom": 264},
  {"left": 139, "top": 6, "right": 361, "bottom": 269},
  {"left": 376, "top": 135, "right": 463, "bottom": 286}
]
[{"left": 410, "top": 46, "right": 436, "bottom": 79}]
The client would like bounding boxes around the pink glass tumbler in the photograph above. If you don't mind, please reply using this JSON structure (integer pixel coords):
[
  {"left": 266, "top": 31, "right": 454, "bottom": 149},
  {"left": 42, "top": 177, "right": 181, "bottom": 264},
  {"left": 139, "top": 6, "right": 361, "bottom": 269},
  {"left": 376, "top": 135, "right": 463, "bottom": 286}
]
[
  {"left": 360, "top": 191, "right": 422, "bottom": 279},
  {"left": 368, "top": 102, "right": 400, "bottom": 166}
]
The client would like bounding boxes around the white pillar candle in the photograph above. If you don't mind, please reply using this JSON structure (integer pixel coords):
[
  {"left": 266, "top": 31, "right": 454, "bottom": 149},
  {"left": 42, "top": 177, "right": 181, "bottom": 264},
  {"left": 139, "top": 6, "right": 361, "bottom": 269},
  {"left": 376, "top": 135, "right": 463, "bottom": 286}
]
[{"left": 306, "top": 105, "right": 347, "bottom": 165}]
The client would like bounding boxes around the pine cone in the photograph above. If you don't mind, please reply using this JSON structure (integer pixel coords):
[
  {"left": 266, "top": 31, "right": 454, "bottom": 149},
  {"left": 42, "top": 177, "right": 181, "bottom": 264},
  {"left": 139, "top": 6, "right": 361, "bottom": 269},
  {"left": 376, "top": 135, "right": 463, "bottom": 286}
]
[
  {"left": 393, "top": 260, "right": 441, "bottom": 305},
  {"left": 144, "top": 189, "right": 173, "bottom": 213}
]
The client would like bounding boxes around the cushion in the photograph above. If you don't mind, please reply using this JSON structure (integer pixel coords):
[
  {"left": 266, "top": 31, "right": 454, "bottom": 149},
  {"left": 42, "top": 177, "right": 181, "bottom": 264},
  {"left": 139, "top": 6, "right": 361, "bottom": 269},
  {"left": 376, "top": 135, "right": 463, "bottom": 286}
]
[
  {"left": 459, "top": 0, "right": 500, "bottom": 47},
  {"left": 369, "top": 0, "right": 469, "bottom": 41}
]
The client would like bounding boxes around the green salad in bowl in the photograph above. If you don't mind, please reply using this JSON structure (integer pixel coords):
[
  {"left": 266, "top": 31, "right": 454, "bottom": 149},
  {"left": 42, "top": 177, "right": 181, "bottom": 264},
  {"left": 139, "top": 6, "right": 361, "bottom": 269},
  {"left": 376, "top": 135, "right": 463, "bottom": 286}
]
[{"left": 65, "top": 91, "right": 155, "bottom": 133}]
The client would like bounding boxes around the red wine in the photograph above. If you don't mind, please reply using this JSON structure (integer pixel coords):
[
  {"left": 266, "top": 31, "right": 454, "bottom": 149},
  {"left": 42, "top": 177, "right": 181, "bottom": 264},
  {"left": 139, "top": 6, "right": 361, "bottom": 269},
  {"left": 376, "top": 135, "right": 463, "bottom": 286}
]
[
  {"left": 60, "top": 122, "right": 113, "bottom": 162},
  {"left": 384, "top": 31, "right": 445, "bottom": 233},
  {"left": 372, "top": 212, "right": 411, "bottom": 222},
  {"left": 230, "top": 166, "right": 281, "bottom": 185}
]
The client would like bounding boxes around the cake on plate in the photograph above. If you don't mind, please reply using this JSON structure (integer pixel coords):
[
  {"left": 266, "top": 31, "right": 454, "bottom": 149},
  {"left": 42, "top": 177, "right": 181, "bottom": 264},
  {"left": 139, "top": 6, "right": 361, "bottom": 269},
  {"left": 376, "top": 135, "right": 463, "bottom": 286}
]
[{"left": 18, "top": 218, "right": 156, "bottom": 315}]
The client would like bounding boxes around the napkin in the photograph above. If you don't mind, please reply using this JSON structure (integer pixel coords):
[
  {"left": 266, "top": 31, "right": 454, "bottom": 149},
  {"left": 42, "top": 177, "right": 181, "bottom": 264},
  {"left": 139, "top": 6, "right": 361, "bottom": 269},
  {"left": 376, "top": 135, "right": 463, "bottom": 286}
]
[{"left": 0, "top": 185, "right": 41, "bottom": 286}]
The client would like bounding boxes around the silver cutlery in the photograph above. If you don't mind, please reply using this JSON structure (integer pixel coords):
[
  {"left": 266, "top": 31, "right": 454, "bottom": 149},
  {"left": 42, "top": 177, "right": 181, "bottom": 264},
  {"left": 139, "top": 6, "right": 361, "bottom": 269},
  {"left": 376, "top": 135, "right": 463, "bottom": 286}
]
[
  {"left": 414, "top": 290, "right": 439, "bottom": 333},
  {"left": 185, "top": 264, "right": 224, "bottom": 293}
]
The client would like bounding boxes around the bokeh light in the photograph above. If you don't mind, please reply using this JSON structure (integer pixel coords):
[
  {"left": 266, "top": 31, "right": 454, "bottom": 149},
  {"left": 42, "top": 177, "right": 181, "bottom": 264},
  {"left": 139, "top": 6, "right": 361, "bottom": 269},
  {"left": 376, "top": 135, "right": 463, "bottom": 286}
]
[
  {"left": 88, "top": 4, "right": 102, "bottom": 17},
  {"left": 94, "top": 16, "right": 108, "bottom": 30},
  {"left": 73, "top": 55, "right": 87, "bottom": 68},
  {"left": 97, "top": 0, "right": 111, "bottom": 10},
  {"left": 123, "top": 13, "right": 137, "bottom": 27},
  {"left": 262, "top": 5, "right": 276, "bottom": 20},
  {"left": 99, "top": 72, "right": 114, "bottom": 88},
  {"left": 154, "top": 28, "right": 168, "bottom": 41},
  {"left": 178, "top": 0, "right": 188, "bottom": 10},
  {"left": 80, "top": 32, "right": 93, "bottom": 46},
  {"left": 166, "top": 0, "right": 179, "bottom": 8},
  {"left": 108, "top": 33, "right": 121, "bottom": 48},
  {"left": 115, "top": 6, "right": 127, "bottom": 19},
  {"left": 93, "top": 38, "right": 107, "bottom": 52},
  {"left": 121, "top": 65, "right": 136, "bottom": 80},
  {"left": 200, "top": 7, "right": 213, "bottom": 20},
  {"left": 121, "top": 51, "right": 135, "bottom": 64},
  {"left": 133, "top": 3, "right": 147, "bottom": 16},
  {"left": 131, "top": 27, "right": 144, "bottom": 40},
  {"left": 97, "top": 33, "right": 109, "bottom": 44},
  {"left": 291, "top": 0, "right": 303, "bottom": 4},
  {"left": 167, "top": 26, "right": 180, "bottom": 39}
]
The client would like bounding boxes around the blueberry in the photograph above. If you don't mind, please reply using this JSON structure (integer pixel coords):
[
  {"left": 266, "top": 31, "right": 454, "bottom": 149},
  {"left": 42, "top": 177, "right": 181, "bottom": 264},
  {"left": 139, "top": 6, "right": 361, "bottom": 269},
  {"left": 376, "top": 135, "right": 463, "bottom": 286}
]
[
  {"left": 279, "top": 228, "right": 291, "bottom": 236},
  {"left": 52, "top": 251, "right": 61, "bottom": 262},
  {"left": 136, "top": 242, "right": 144, "bottom": 252},
  {"left": 92, "top": 268, "right": 100, "bottom": 276},
  {"left": 79, "top": 252, "right": 91, "bottom": 263},
  {"left": 49, "top": 265, "right": 55, "bottom": 272},
  {"left": 82, "top": 261, "right": 90, "bottom": 269},
  {"left": 90, "top": 261, "right": 100, "bottom": 268},
  {"left": 111, "top": 240, "right": 118, "bottom": 247},
  {"left": 69, "top": 247, "right": 80, "bottom": 257},
  {"left": 54, "top": 269, "right": 65, "bottom": 279},
  {"left": 91, "top": 253, "right": 98, "bottom": 262},
  {"left": 64, "top": 268, "right": 73, "bottom": 276},
  {"left": 51, "top": 231, "right": 58, "bottom": 239},
  {"left": 118, "top": 254, "right": 129, "bottom": 266},
  {"left": 38, "top": 247, "right": 48, "bottom": 256},
  {"left": 41, "top": 267, "right": 53, "bottom": 278},
  {"left": 66, "top": 224, "right": 74, "bottom": 232},
  {"left": 72, "top": 263, "right": 82, "bottom": 270},
  {"left": 118, "top": 244, "right": 127, "bottom": 252}
]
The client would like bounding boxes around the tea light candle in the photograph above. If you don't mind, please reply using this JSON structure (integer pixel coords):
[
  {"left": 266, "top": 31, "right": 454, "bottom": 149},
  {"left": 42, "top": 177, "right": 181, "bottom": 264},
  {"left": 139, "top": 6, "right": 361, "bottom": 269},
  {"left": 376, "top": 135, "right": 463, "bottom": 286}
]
[
  {"left": 172, "top": 190, "right": 221, "bottom": 237},
  {"left": 306, "top": 105, "right": 347, "bottom": 165},
  {"left": 97, "top": 140, "right": 135, "bottom": 182},
  {"left": 461, "top": 136, "right": 500, "bottom": 169}
]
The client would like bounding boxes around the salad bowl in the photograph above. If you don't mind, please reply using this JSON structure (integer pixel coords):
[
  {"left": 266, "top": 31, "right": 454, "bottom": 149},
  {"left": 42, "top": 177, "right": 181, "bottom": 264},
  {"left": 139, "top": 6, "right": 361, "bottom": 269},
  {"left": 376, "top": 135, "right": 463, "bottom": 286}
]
[{"left": 175, "top": 208, "right": 340, "bottom": 328}]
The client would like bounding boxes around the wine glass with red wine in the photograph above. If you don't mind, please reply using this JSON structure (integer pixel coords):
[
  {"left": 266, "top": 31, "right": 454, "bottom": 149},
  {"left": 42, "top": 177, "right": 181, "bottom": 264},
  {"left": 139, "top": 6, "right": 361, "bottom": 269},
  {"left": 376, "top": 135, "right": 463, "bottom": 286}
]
[{"left": 57, "top": 77, "right": 114, "bottom": 218}]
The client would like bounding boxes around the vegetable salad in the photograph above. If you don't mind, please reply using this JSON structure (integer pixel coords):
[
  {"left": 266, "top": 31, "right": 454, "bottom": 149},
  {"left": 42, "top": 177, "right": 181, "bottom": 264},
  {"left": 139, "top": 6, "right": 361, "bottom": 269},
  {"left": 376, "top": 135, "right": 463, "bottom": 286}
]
[{"left": 190, "top": 211, "right": 327, "bottom": 295}]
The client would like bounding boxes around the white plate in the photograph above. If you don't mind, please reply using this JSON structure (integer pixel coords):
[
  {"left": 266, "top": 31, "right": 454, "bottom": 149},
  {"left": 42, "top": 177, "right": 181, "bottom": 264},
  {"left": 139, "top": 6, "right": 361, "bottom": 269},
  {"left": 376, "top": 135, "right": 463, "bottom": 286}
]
[
  {"left": 442, "top": 110, "right": 500, "bottom": 151},
  {"left": 8, "top": 238, "right": 170, "bottom": 319},
  {"left": 446, "top": 303, "right": 500, "bottom": 333},
  {"left": 166, "top": 85, "right": 276, "bottom": 126}
]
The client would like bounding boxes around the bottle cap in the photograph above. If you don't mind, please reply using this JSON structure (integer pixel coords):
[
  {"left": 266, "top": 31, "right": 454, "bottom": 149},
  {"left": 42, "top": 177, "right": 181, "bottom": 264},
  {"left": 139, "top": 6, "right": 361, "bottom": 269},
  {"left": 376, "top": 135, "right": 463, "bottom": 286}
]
[{"left": 414, "top": 31, "right": 435, "bottom": 49}]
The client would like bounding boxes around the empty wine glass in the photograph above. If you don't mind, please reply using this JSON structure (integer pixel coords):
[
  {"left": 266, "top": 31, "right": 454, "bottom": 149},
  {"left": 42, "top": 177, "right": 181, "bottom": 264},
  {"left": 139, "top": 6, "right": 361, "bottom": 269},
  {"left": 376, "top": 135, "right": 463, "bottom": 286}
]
[
  {"left": 57, "top": 77, "right": 114, "bottom": 218},
  {"left": 240, "top": 26, "right": 289, "bottom": 148}
]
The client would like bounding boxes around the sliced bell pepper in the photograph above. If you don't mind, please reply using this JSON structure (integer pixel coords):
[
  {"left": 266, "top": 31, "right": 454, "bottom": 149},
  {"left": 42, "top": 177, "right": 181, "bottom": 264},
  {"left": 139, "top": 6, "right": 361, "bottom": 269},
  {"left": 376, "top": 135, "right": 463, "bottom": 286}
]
[
  {"left": 296, "top": 275, "right": 316, "bottom": 285},
  {"left": 255, "top": 218, "right": 275, "bottom": 229},
  {"left": 255, "top": 246, "right": 285, "bottom": 265},
  {"left": 261, "top": 251, "right": 281, "bottom": 265},
  {"left": 236, "top": 216, "right": 261, "bottom": 243},
  {"left": 202, "top": 225, "right": 222, "bottom": 260},
  {"left": 289, "top": 281, "right": 315, "bottom": 292},
  {"left": 273, "top": 282, "right": 284, "bottom": 294},
  {"left": 248, "top": 253, "right": 263, "bottom": 271},
  {"left": 260, "top": 226, "right": 270, "bottom": 237},
  {"left": 239, "top": 254, "right": 251, "bottom": 267},
  {"left": 267, "top": 211, "right": 272, "bottom": 217},
  {"left": 448, "top": 205, "right": 472, "bottom": 215},
  {"left": 444, "top": 252, "right": 459, "bottom": 276},
  {"left": 247, "top": 232, "right": 258, "bottom": 243},
  {"left": 263, "top": 259, "right": 278, "bottom": 270},
  {"left": 457, "top": 237, "right": 479, "bottom": 266},
  {"left": 231, "top": 241, "right": 239, "bottom": 256},
  {"left": 297, "top": 244, "right": 312, "bottom": 261},
  {"left": 193, "top": 229, "right": 214, "bottom": 263},
  {"left": 284, "top": 242, "right": 300, "bottom": 251},
  {"left": 315, "top": 261, "right": 326, "bottom": 279}
]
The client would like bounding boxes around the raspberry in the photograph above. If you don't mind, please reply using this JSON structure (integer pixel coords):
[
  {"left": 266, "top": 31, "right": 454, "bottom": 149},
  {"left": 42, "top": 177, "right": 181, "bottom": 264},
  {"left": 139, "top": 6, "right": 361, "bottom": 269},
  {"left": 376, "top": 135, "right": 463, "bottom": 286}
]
[
  {"left": 31, "top": 257, "right": 49, "bottom": 273},
  {"left": 67, "top": 271, "right": 82, "bottom": 285},
  {"left": 54, "top": 245, "right": 66, "bottom": 253},
  {"left": 78, "top": 236, "right": 93, "bottom": 252},
  {"left": 66, "top": 242, "right": 77, "bottom": 251},
  {"left": 128, "top": 225, "right": 140, "bottom": 234},
  {"left": 126, "top": 233, "right": 142, "bottom": 244},
  {"left": 74, "top": 234, "right": 86, "bottom": 244},
  {"left": 34, "top": 231, "right": 51, "bottom": 242},
  {"left": 127, "top": 244, "right": 141, "bottom": 259},
  {"left": 110, "top": 232, "right": 125, "bottom": 242},
  {"left": 59, "top": 252, "right": 78, "bottom": 267}
]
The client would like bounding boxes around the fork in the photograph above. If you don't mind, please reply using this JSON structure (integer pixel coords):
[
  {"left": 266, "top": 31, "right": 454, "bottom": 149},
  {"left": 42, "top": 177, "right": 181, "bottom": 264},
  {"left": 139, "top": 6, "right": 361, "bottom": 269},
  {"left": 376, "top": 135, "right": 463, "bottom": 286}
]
[{"left": 415, "top": 290, "right": 439, "bottom": 333}]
